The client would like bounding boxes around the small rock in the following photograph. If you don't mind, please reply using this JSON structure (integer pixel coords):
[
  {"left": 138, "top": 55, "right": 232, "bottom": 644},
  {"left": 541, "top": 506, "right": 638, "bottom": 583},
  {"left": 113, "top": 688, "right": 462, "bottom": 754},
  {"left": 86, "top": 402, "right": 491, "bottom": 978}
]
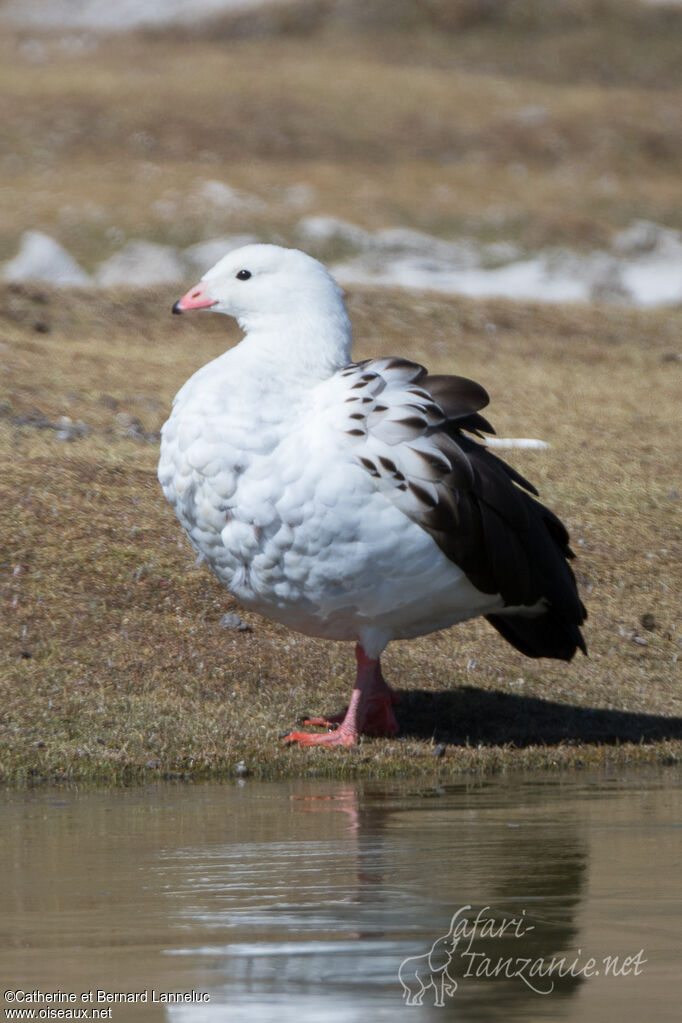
[
  {"left": 14, "top": 407, "right": 52, "bottom": 430},
  {"left": 297, "top": 215, "right": 374, "bottom": 250},
  {"left": 587, "top": 254, "right": 632, "bottom": 304},
  {"left": 640, "top": 612, "right": 657, "bottom": 632},
  {"left": 114, "top": 412, "right": 157, "bottom": 443},
  {"left": 115, "top": 412, "right": 144, "bottom": 437},
  {"left": 374, "top": 227, "right": 479, "bottom": 269},
  {"left": 96, "top": 241, "right": 187, "bottom": 287},
  {"left": 3, "top": 231, "right": 91, "bottom": 287},
  {"left": 612, "top": 219, "right": 682, "bottom": 258},
  {"left": 219, "top": 612, "right": 251, "bottom": 632},
  {"left": 55, "top": 416, "right": 88, "bottom": 441}
]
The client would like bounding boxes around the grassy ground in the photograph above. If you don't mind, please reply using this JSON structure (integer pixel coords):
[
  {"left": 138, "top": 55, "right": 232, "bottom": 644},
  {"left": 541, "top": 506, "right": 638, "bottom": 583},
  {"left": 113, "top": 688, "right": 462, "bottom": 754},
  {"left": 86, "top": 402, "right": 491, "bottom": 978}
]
[
  {"left": 1, "top": 1, "right": 680, "bottom": 784},
  {"left": 1, "top": 283, "right": 680, "bottom": 784},
  {"left": 1, "top": 0, "right": 681, "bottom": 268}
]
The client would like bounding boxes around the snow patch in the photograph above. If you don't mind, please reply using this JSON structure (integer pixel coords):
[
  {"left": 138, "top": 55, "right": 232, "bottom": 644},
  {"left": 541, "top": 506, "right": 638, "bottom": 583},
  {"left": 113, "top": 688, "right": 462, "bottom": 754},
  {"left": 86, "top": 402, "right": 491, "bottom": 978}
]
[
  {"left": 2, "top": 231, "right": 91, "bottom": 287},
  {"left": 3, "top": 219, "right": 681, "bottom": 307},
  {"left": 319, "top": 216, "right": 682, "bottom": 308},
  {"left": 96, "top": 241, "right": 187, "bottom": 287},
  {"left": 1, "top": 0, "right": 294, "bottom": 34}
]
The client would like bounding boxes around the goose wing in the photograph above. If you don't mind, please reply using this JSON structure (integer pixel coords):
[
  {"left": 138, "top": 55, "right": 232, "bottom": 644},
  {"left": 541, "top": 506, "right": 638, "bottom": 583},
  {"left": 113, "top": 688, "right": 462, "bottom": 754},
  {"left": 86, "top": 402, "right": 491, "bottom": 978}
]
[{"left": 337, "top": 356, "right": 586, "bottom": 659}]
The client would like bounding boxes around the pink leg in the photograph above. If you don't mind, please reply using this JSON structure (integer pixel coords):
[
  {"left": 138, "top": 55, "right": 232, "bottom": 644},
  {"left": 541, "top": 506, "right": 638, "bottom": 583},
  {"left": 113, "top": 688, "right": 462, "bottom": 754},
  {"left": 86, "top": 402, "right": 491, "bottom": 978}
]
[{"left": 283, "top": 644, "right": 400, "bottom": 748}]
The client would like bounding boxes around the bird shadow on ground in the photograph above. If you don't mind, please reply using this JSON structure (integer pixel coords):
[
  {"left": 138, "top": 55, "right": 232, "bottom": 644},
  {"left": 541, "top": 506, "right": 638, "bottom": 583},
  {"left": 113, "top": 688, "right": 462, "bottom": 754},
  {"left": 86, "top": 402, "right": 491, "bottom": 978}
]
[{"left": 396, "top": 686, "right": 682, "bottom": 747}]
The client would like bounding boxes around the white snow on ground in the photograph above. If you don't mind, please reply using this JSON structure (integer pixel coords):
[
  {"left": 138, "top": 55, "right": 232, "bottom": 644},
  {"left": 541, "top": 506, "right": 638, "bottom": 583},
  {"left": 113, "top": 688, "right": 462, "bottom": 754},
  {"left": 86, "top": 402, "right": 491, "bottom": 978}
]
[
  {"left": 3, "top": 231, "right": 92, "bottom": 287},
  {"left": 331, "top": 251, "right": 682, "bottom": 307},
  {"left": 0, "top": 0, "right": 294, "bottom": 33},
  {"left": 95, "top": 241, "right": 188, "bottom": 287},
  {"left": 332, "top": 255, "right": 587, "bottom": 305},
  {"left": 3, "top": 218, "right": 681, "bottom": 308},
  {"left": 305, "top": 215, "right": 682, "bottom": 308}
]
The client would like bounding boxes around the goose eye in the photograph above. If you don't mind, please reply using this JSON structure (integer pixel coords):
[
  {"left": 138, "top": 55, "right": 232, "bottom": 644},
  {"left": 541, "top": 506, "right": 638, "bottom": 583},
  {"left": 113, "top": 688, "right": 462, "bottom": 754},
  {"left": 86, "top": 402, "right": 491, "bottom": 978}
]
[{"left": 236, "top": 269, "right": 251, "bottom": 281}]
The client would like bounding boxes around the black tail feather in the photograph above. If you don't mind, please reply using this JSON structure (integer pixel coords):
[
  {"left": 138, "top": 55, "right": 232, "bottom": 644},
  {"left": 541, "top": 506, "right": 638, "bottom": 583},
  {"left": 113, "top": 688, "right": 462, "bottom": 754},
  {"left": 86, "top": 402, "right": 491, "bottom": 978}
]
[{"left": 486, "top": 606, "right": 587, "bottom": 661}]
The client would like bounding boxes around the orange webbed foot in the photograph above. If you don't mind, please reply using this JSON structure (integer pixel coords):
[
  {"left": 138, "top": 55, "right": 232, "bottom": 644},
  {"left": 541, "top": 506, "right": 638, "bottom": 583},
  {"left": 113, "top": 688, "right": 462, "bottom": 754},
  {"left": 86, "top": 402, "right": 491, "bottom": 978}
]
[
  {"left": 283, "top": 726, "right": 358, "bottom": 748},
  {"left": 282, "top": 645, "right": 400, "bottom": 749}
]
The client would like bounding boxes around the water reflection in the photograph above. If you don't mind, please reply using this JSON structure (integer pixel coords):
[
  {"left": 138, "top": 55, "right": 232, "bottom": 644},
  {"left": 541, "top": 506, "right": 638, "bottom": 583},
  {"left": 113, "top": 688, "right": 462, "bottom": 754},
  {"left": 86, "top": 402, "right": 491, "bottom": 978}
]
[
  {"left": 157, "top": 781, "right": 589, "bottom": 1021},
  {"left": 1, "top": 772, "right": 679, "bottom": 1022}
]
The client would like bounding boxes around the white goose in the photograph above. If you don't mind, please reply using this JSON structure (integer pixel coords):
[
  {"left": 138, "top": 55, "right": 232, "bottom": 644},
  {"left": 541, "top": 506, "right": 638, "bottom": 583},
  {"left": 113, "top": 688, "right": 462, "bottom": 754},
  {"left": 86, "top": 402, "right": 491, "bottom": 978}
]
[{"left": 159, "top": 244, "right": 586, "bottom": 747}]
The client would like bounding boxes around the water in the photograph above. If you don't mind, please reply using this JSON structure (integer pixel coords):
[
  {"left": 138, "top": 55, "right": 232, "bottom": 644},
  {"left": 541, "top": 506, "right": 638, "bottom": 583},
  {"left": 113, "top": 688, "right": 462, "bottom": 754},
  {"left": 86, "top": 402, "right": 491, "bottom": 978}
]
[{"left": 1, "top": 770, "right": 680, "bottom": 1022}]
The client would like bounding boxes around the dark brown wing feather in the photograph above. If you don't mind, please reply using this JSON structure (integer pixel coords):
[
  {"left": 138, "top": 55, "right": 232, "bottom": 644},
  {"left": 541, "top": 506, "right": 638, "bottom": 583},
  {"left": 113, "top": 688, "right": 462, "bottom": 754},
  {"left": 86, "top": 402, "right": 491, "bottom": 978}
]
[
  {"left": 343, "top": 357, "right": 587, "bottom": 661},
  {"left": 422, "top": 387, "right": 586, "bottom": 660},
  {"left": 423, "top": 373, "right": 496, "bottom": 437}
]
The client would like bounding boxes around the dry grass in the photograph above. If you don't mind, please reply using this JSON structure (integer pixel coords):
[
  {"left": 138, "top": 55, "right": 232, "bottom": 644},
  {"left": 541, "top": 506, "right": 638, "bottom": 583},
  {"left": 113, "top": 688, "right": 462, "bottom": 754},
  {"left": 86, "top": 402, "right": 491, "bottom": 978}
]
[
  {"left": 1, "top": 1, "right": 681, "bottom": 267},
  {"left": 1, "top": 2, "right": 680, "bottom": 785},
  {"left": 1, "top": 284, "right": 680, "bottom": 784}
]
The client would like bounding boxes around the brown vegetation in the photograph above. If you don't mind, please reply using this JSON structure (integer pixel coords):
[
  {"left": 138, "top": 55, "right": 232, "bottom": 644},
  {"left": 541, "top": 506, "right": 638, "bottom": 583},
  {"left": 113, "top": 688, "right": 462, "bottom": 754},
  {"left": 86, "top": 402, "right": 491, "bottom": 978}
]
[
  {"left": 1, "top": 284, "right": 680, "bottom": 783},
  {"left": 1, "top": 1, "right": 680, "bottom": 783}
]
